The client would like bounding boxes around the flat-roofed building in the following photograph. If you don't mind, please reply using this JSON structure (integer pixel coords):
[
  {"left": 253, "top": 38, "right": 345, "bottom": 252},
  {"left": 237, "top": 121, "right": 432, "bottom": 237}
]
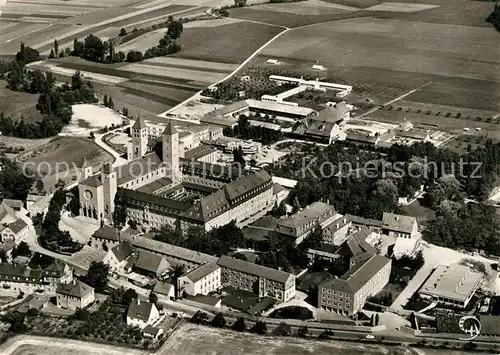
[
  {"left": 419, "top": 264, "right": 483, "bottom": 308},
  {"left": 217, "top": 255, "right": 295, "bottom": 302},
  {"left": 319, "top": 253, "right": 391, "bottom": 316}
]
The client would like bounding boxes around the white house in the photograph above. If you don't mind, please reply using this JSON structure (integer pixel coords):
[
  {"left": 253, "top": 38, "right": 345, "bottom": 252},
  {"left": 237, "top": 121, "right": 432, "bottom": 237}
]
[
  {"left": 152, "top": 281, "right": 175, "bottom": 301},
  {"left": 127, "top": 299, "right": 160, "bottom": 329},
  {"left": 0, "top": 219, "right": 29, "bottom": 246},
  {"left": 177, "top": 261, "right": 221, "bottom": 297},
  {"left": 102, "top": 240, "right": 135, "bottom": 272},
  {"left": 381, "top": 213, "right": 419, "bottom": 239},
  {"left": 56, "top": 280, "right": 95, "bottom": 311}
]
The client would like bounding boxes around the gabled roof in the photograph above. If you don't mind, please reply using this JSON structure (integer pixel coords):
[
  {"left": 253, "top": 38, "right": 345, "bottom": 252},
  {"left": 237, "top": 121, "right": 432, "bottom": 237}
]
[
  {"left": 92, "top": 225, "right": 120, "bottom": 241},
  {"left": 2, "top": 199, "right": 23, "bottom": 210},
  {"left": 320, "top": 253, "right": 391, "bottom": 294},
  {"left": 80, "top": 175, "right": 102, "bottom": 188},
  {"left": 153, "top": 281, "right": 174, "bottom": 296},
  {"left": 382, "top": 213, "right": 417, "bottom": 234},
  {"left": 127, "top": 299, "right": 156, "bottom": 322},
  {"left": 183, "top": 145, "right": 217, "bottom": 160},
  {"left": 56, "top": 280, "right": 94, "bottom": 298},
  {"left": 132, "top": 116, "right": 147, "bottom": 130},
  {"left": 116, "top": 152, "right": 163, "bottom": 185},
  {"left": 4, "top": 219, "right": 28, "bottom": 234},
  {"left": 218, "top": 255, "right": 293, "bottom": 284},
  {"left": 278, "top": 202, "right": 335, "bottom": 230},
  {"left": 162, "top": 122, "right": 178, "bottom": 135},
  {"left": 182, "top": 261, "right": 219, "bottom": 283},
  {"left": 314, "top": 106, "right": 346, "bottom": 124},
  {"left": 0, "top": 202, "right": 17, "bottom": 223},
  {"left": 345, "top": 214, "right": 382, "bottom": 228},
  {"left": 186, "top": 294, "right": 221, "bottom": 306},
  {"left": 132, "top": 250, "right": 170, "bottom": 274},
  {"left": 111, "top": 240, "right": 135, "bottom": 262},
  {"left": 43, "top": 260, "right": 69, "bottom": 277}
]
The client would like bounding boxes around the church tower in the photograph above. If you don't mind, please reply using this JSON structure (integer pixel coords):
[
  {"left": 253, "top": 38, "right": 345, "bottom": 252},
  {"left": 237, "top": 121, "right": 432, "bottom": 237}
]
[
  {"left": 162, "top": 122, "right": 181, "bottom": 184},
  {"left": 78, "top": 157, "right": 93, "bottom": 183},
  {"left": 131, "top": 116, "right": 148, "bottom": 159},
  {"left": 101, "top": 161, "right": 117, "bottom": 222}
]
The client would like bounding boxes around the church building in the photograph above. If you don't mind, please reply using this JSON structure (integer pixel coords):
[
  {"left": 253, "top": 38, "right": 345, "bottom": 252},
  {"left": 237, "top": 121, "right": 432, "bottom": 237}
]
[{"left": 78, "top": 118, "right": 275, "bottom": 232}]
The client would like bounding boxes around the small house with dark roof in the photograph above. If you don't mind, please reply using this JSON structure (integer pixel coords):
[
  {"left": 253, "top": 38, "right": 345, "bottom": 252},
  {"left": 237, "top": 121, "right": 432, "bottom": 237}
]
[
  {"left": 319, "top": 253, "right": 391, "bottom": 316},
  {"left": 185, "top": 294, "right": 221, "bottom": 308},
  {"left": 130, "top": 250, "right": 170, "bottom": 278},
  {"left": 143, "top": 325, "right": 164, "bottom": 340},
  {"left": 102, "top": 240, "right": 135, "bottom": 271},
  {"left": 56, "top": 280, "right": 95, "bottom": 311},
  {"left": 0, "top": 218, "right": 28, "bottom": 245},
  {"left": 91, "top": 225, "right": 121, "bottom": 251},
  {"left": 152, "top": 281, "right": 175, "bottom": 301},
  {"left": 381, "top": 212, "right": 418, "bottom": 239},
  {"left": 127, "top": 299, "right": 159, "bottom": 329},
  {"left": 178, "top": 261, "right": 221, "bottom": 297}
]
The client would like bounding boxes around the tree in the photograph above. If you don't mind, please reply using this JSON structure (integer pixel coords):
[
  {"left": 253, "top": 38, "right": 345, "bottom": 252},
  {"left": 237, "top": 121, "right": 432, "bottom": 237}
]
[
  {"left": 167, "top": 20, "right": 183, "bottom": 40},
  {"left": 103, "top": 94, "right": 109, "bottom": 107},
  {"left": 48, "top": 49, "right": 55, "bottom": 59},
  {"left": 119, "top": 28, "right": 127, "bottom": 36},
  {"left": 149, "top": 292, "right": 158, "bottom": 306},
  {"left": 108, "top": 96, "right": 114, "bottom": 109},
  {"left": 86, "top": 261, "right": 109, "bottom": 291},
  {"left": 34, "top": 179, "right": 44, "bottom": 195},
  {"left": 12, "top": 241, "right": 31, "bottom": 259},
  {"left": 83, "top": 34, "right": 106, "bottom": 62},
  {"left": 15, "top": 43, "right": 40, "bottom": 64},
  {"left": 123, "top": 288, "right": 138, "bottom": 305},
  {"left": 274, "top": 322, "right": 291, "bottom": 336},
  {"left": 54, "top": 39, "right": 59, "bottom": 57},
  {"left": 428, "top": 174, "right": 463, "bottom": 208},
  {"left": 231, "top": 317, "right": 246, "bottom": 332},
  {"left": 72, "top": 38, "right": 84, "bottom": 57},
  {"left": 211, "top": 313, "right": 226, "bottom": 328},
  {"left": 297, "top": 326, "right": 309, "bottom": 337},
  {"left": 7, "top": 61, "right": 24, "bottom": 91},
  {"left": 190, "top": 311, "right": 209, "bottom": 324},
  {"left": 234, "top": 0, "right": 247, "bottom": 7},
  {"left": 170, "top": 264, "right": 185, "bottom": 297},
  {"left": 252, "top": 320, "right": 267, "bottom": 335},
  {"left": 71, "top": 70, "right": 84, "bottom": 90}
]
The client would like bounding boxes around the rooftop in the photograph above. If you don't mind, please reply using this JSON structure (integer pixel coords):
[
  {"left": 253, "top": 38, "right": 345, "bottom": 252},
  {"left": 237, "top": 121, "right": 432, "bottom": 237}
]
[
  {"left": 218, "top": 255, "right": 293, "bottom": 284},
  {"left": 187, "top": 294, "right": 221, "bottom": 307},
  {"left": 56, "top": 280, "right": 94, "bottom": 298},
  {"left": 278, "top": 202, "right": 335, "bottom": 230},
  {"left": 4, "top": 218, "right": 28, "bottom": 234},
  {"left": 136, "top": 177, "right": 173, "bottom": 194},
  {"left": 128, "top": 236, "right": 217, "bottom": 265},
  {"left": 116, "top": 152, "right": 163, "bottom": 186},
  {"left": 127, "top": 299, "right": 156, "bottom": 322},
  {"left": 93, "top": 225, "right": 120, "bottom": 242},
  {"left": 153, "top": 281, "right": 174, "bottom": 296},
  {"left": 132, "top": 250, "right": 169, "bottom": 274},
  {"left": 182, "top": 261, "right": 220, "bottom": 283},
  {"left": 321, "top": 253, "right": 391, "bottom": 294},
  {"left": 184, "top": 145, "right": 217, "bottom": 161},
  {"left": 419, "top": 264, "right": 483, "bottom": 302},
  {"left": 111, "top": 241, "right": 135, "bottom": 262},
  {"left": 345, "top": 214, "right": 382, "bottom": 228},
  {"left": 382, "top": 212, "right": 417, "bottom": 234}
]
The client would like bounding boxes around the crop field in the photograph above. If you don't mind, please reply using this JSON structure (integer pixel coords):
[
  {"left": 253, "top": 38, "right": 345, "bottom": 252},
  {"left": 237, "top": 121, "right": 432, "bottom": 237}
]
[
  {"left": 320, "top": 0, "right": 381, "bottom": 8},
  {"left": 0, "top": 80, "right": 41, "bottom": 122},
  {"left": 174, "top": 21, "right": 284, "bottom": 64}
]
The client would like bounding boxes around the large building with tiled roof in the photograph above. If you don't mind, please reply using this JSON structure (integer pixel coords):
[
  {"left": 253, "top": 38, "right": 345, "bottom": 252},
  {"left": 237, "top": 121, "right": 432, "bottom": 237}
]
[
  {"left": 319, "top": 252, "right": 391, "bottom": 317},
  {"left": 78, "top": 116, "right": 275, "bottom": 232}
]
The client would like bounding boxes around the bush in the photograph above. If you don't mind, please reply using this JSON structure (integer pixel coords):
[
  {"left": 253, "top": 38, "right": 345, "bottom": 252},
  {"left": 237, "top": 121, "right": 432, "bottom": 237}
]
[{"left": 231, "top": 317, "right": 246, "bottom": 331}]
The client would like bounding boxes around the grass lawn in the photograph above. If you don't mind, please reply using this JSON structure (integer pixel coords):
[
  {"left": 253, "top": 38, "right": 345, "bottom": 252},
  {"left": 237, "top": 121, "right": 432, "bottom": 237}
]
[
  {"left": 16, "top": 137, "right": 113, "bottom": 191},
  {"left": 0, "top": 80, "right": 41, "bottom": 122},
  {"left": 296, "top": 272, "right": 331, "bottom": 292},
  {"left": 173, "top": 22, "right": 285, "bottom": 64}
]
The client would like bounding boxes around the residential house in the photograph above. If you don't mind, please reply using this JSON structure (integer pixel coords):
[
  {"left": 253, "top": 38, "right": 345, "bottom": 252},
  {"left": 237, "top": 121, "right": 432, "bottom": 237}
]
[
  {"left": 144, "top": 325, "right": 164, "bottom": 340},
  {"left": 322, "top": 215, "right": 351, "bottom": 245},
  {"left": 56, "top": 280, "right": 95, "bottom": 310},
  {"left": 42, "top": 260, "right": 74, "bottom": 294},
  {"left": 319, "top": 253, "right": 391, "bottom": 316},
  {"left": 127, "top": 299, "right": 160, "bottom": 329},
  {"left": 102, "top": 240, "right": 135, "bottom": 272},
  {"left": 381, "top": 213, "right": 418, "bottom": 239},
  {"left": 152, "top": 281, "right": 175, "bottom": 301},
  {"left": 177, "top": 261, "right": 221, "bottom": 297},
  {"left": 91, "top": 225, "right": 121, "bottom": 251},
  {"left": 217, "top": 255, "right": 295, "bottom": 302},
  {"left": 0, "top": 218, "right": 29, "bottom": 247}
]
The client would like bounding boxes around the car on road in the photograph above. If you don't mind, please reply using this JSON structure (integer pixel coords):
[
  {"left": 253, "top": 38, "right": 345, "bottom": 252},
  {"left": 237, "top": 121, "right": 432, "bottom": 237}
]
[{"left": 365, "top": 334, "right": 375, "bottom": 339}]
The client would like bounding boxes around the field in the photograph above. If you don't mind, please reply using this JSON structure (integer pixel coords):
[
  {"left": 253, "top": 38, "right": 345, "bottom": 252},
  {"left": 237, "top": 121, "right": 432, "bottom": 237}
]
[
  {"left": 15, "top": 136, "right": 113, "bottom": 190},
  {"left": 253, "top": 16, "right": 500, "bottom": 111},
  {"left": 173, "top": 21, "right": 285, "bottom": 64},
  {"left": 0, "top": 80, "right": 40, "bottom": 122}
]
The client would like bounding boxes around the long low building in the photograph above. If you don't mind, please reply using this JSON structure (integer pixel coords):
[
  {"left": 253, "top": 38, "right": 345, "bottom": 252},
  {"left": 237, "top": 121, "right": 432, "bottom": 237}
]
[
  {"left": 419, "top": 264, "right": 483, "bottom": 308},
  {"left": 217, "top": 255, "right": 295, "bottom": 302},
  {"left": 127, "top": 235, "right": 217, "bottom": 270}
]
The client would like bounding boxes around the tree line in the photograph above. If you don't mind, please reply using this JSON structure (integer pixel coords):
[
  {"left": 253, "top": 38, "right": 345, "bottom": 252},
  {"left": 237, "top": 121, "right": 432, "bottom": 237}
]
[
  {"left": 0, "top": 50, "right": 97, "bottom": 138},
  {"left": 56, "top": 18, "right": 183, "bottom": 65},
  {"left": 487, "top": 2, "right": 500, "bottom": 30}
]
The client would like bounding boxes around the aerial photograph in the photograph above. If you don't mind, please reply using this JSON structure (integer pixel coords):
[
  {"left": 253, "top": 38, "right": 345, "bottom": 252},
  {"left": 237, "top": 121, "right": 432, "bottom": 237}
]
[{"left": 0, "top": 0, "right": 499, "bottom": 353}]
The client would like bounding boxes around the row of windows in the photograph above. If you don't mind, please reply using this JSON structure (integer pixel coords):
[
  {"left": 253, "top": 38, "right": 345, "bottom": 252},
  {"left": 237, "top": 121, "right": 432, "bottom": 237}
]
[{"left": 323, "top": 288, "right": 350, "bottom": 298}]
